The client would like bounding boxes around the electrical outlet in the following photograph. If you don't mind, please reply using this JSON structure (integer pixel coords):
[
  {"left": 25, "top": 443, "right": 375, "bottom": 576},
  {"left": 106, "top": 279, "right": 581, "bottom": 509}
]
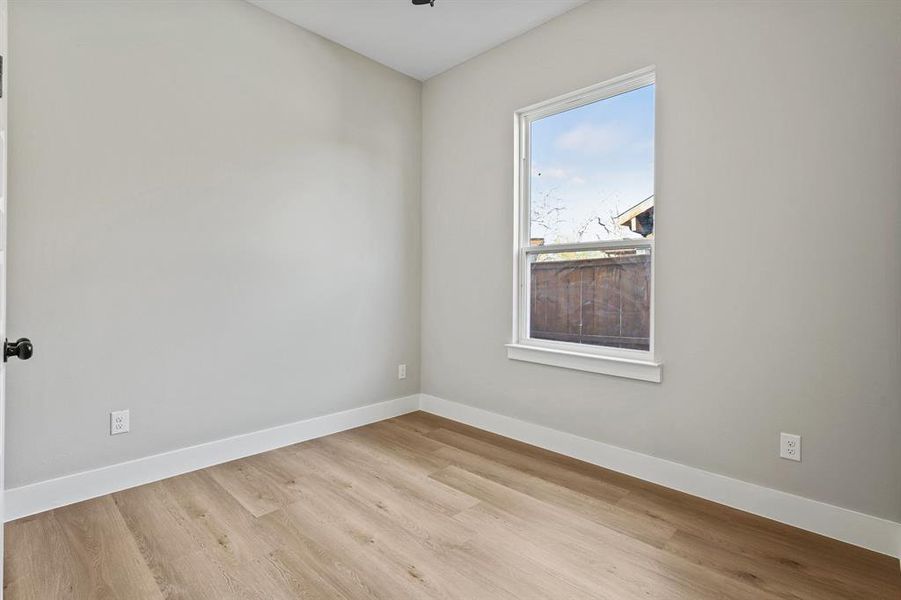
[
  {"left": 398, "top": 364, "right": 407, "bottom": 380},
  {"left": 780, "top": 433, "right": 800, "bottom": 461},
  {"left": 110, "top": 410, "right": 130, "bottom": 436}
]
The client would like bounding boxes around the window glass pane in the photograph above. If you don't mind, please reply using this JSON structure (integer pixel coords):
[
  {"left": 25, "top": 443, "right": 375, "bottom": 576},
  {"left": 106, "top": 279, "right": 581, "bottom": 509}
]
[
  {"left": 530, "top": 84, "right": 654, "bottom": 245},
  {"left": 529, "top": 248, "right": 651, "bottom": 351}
]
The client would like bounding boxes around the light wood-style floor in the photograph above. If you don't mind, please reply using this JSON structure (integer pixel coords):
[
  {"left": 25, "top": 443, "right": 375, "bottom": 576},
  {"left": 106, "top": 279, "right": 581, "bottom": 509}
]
[{"left": 4, "top": 412, "right": 899, "bottom": 599}]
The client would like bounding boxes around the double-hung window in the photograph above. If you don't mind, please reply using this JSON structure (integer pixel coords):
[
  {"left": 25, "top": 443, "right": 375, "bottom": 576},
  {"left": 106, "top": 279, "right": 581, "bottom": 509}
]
[{"left": 508, "top": 67, "right": 661, "bottom": 382}]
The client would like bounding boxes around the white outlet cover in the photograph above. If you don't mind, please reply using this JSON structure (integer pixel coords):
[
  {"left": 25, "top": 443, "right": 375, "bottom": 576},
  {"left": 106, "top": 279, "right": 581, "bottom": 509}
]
[
  {"left": 111, "top": 410, "right": 130, "bottom": 436},
  {"left": 780, "top": 432, "right": 801, "bottom": 462},
  {"left": 398, "top": 364, "right": 407, "bottom": 380}
]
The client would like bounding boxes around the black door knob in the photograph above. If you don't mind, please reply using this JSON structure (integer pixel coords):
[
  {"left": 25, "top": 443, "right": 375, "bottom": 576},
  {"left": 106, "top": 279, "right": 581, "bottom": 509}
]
[{"left": 4, "top": 338, "right": 33, "bottom": 362}]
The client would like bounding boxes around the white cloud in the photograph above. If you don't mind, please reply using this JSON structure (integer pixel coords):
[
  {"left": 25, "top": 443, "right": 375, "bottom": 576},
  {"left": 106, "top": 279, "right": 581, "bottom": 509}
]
[
  {"left": 555, "top": 122, "right": 624, "bottom": 154},
  {"left": 531, "top": 165, "right": 569, "bottom": 179}
]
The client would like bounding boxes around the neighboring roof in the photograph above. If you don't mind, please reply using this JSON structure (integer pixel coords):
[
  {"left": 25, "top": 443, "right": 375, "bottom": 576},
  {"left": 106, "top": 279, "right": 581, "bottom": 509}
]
[{"left": 616, "top": 195, "right": 654, "bottom": 226}]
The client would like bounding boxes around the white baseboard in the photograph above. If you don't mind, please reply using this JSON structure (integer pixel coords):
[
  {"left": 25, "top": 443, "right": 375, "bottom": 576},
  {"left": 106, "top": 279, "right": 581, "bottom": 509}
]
[
  {"left": 6, "top": 392, "right": 899, "bottom": 560},
  {"left": 420, "top": 394, "right": 901, "bottom": 559},
  {"left": 4, "top": 394, "right": 420, "bottom": 522}
]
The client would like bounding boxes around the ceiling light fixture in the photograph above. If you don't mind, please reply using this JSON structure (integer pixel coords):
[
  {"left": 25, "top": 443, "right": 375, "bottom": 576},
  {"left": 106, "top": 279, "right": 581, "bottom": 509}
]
[{"left": 412, "top": 0, "right": 436, "bottom": 6}]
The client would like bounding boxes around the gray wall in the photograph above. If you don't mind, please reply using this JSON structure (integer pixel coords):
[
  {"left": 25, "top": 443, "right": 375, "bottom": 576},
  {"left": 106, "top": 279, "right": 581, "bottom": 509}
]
[
  {"left": 7, "top": 0, "right": 900, "bottom": 525},
  {"left": 7, "top": 0, "right": 421, "bottom": 487},
  {"left": 421, "top": 0, "right": 901, "bottom": 521}
]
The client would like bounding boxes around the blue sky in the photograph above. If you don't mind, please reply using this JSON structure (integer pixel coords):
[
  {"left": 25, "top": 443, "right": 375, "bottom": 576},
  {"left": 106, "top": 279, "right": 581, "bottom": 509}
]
[{"left": 530, "top": 84, "right": 654, "bottom": 243}]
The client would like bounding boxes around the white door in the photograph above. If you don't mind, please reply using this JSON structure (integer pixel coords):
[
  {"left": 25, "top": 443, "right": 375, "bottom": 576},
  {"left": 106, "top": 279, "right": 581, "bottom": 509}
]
[
  {"left": 0, "top": 0, "right": 8, "bottom": 595},
  {"left": 0, "top": 5, "right": 34, "bottom": 592}
]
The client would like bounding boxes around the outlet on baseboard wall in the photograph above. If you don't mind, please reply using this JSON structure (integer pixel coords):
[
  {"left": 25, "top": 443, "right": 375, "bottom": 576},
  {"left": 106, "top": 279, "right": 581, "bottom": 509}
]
[
  {"left": 110, "top": 410, "right": 130, "bottom": 436},
  {"left": 397, "top": 364, "right": 407, "bottom": 380},
  {"left": 780, "top": 432, "right": 800, "bottom": 461}
]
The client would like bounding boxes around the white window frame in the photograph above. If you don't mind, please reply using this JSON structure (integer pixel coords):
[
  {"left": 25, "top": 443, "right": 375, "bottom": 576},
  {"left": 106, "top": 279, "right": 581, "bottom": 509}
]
[{"left": 507, "top": 66, "right": 662, "bottom": 383}]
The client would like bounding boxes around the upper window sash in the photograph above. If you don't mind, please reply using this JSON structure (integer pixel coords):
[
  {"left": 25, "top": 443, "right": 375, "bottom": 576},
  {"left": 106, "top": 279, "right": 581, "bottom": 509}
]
[{"left": 517, "top": 67, "right": 656, "bottom": 250}]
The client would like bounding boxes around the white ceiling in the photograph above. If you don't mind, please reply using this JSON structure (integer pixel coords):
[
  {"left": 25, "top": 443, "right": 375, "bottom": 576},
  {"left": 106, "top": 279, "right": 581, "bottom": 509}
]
[{"left": 247, "top": 0, "right": 588, "bottom": 81}]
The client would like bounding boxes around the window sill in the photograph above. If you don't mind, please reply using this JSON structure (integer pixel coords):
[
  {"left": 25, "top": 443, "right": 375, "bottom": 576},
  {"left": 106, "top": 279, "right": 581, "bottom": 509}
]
[{"left": 505, "top": 343, "right": 662, "bottom": 383}]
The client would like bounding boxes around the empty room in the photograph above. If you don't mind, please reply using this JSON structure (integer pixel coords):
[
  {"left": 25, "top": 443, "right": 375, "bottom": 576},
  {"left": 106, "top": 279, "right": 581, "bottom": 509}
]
[{"left": 0, "top": 0, "right": 898, "bottom": 598}]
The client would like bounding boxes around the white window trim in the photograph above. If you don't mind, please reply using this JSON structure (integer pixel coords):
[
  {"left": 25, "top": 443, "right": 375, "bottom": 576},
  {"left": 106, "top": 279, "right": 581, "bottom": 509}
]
[{"left": 508, "top": 66, "right": 662, "bottom": 383}]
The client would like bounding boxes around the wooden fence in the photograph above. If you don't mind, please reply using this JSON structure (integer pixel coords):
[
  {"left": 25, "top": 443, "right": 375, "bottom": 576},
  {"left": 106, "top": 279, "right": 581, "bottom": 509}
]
[{"left": 530, "top": 254, "right": 651, "bottom": 350}]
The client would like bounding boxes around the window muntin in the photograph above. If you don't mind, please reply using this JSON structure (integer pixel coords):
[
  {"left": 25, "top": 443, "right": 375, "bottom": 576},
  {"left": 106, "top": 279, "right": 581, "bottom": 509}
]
[{"left": 516, "top": 69, "right": 656, "bottom": 361}]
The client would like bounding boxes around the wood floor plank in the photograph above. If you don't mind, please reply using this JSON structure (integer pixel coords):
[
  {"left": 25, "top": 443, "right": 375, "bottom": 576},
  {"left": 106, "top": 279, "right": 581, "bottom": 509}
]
[
  {"left": 159, "top": 470, "right": 275, "bottom": 567},
  {"left": 343, "top": 421, "right": 453, "bottom": 474},
  {"left": 426, "top": 426, "right": 631, "bottom": 504},
  {"left": 305, "top": 434, "right": 478, "bottom": 515},
  {"left": 112, "top": 480, "right": 205, "bottom": 598},
  {"left": 432, "top": 464, "right": 788, "bottom": 600},
  {"left": 52, "top": 497, "right": 164, "bottom": 600},
  {"left": 617, "top": 487, "right": 901, "bottom": 595},
  {"left": 5, "top": 411, "right": 899, "bottom": 599},
  {"left": 288, "top": 480, "right": 523, "bottom": 598},
  {"left": 257, "top": 508, "right": 389, "bottom": 600},
  {"left": 206, "top": 454, "right": 304, "bottom": 517},
  {"left": 158, "top": 548, "right": 263, "bottom": 600},
  {"left": 4, "top": 513, "right": 88, "bottom": 600},
  {"left": 274, "top": 443, "right": 477, "bottom": 549},
  {"left": 663, "top": 529, "right": 895, "bottom": 600},
  {"left": 279, "top": 449, "right": 602, "bottom": 599},
  {"left": 244, "top": 548, "right": 351, "bottom": 600},
  {"left": 263, "top": 498, "right": 459, "bottom": 599},
  {"left": 418, "top": 414, "right": 664, "bottom": 492},
  {"left": 384, "top": 412, "right": 449, "bottom": 435},
  {"left": 454, "top": 501, "right": 687, "bottom": 600},
  {"left": 432, "top": 443, "right": 676, "bottom": 547}
]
